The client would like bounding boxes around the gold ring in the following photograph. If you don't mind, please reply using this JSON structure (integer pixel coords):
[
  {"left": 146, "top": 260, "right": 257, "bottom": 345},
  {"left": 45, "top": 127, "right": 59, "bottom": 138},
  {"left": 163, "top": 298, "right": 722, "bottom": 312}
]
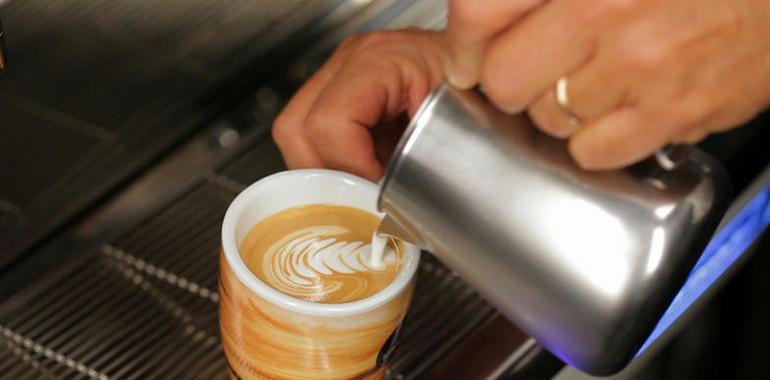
[{"left": 556, "top": 76, "right": 581, "bottom": 126}]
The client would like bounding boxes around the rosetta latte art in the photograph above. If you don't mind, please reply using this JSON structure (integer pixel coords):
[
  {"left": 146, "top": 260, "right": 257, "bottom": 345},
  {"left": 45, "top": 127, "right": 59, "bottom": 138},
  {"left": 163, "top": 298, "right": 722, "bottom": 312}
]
[{"left": 262, "top": 226, "right": 397, "bottom": 302}]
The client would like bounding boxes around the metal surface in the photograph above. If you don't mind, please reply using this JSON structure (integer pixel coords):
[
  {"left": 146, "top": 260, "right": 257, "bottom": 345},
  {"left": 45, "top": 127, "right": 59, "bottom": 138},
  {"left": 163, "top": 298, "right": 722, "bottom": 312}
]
[
  {"left": 490, "top": 339, "right": 564, "bottom": 380},
  {"left": 627, "top": 163, "right": 770, "bottom": 365},
  {"left": 378, "top": 83, "right": 731, "bottom": 375},
  {"left": 550, "top": 162, "right": 770, "bottom": 380}
]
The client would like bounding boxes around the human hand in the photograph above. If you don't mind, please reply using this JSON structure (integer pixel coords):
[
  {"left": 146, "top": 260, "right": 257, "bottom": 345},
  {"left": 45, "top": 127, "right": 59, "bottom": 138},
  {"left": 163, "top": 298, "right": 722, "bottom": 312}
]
[
  {"left": 446, "top": 0, "right": 770, "bottom": 169},
  {"left": 272, "top": 29, "right": 447, "bottom": 182}
]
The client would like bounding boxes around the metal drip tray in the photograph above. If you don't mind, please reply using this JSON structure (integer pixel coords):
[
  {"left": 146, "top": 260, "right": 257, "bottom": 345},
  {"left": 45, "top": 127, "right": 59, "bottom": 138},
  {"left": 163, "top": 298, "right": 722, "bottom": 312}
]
[{"left": 0, "top": 180, "right": 495, "bottom": 379}]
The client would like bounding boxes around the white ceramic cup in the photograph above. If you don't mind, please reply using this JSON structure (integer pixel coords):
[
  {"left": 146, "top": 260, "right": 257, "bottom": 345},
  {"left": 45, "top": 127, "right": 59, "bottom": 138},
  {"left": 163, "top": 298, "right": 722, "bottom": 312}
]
[{"left": 220, "top": 169, "right": 421, "bottom": 380}]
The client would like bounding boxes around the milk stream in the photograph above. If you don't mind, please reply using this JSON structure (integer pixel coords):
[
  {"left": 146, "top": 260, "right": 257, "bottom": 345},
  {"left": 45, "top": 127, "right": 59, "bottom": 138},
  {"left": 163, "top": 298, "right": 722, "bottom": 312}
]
[{"left": 370, "top": 232, "right": 388, "bottom": 268}]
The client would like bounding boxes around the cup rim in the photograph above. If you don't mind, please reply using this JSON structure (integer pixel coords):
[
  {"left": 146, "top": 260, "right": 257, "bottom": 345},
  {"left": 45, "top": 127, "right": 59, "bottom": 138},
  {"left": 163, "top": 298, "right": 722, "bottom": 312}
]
[{"left": 221, "top": 169, "right": 421, "bottom": 317}]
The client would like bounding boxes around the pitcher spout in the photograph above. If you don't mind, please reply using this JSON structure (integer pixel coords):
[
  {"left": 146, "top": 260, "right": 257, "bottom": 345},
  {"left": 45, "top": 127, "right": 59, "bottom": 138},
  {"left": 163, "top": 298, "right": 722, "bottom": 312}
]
[{"left": 376, "top": 214, "right": 428, "bottom": 250}]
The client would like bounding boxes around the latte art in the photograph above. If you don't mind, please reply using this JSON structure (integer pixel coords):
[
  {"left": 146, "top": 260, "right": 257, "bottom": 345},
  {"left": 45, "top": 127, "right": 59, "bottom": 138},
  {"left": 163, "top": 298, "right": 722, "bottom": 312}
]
[
  {"left": 241, "top": 204, "right": 402, "bottom": 303},
  {"left": 221, "top": 172, "right": 419, "bottom": 380},
  {"left": 263, "top": 226, "right": 396, "bottom": 301}
]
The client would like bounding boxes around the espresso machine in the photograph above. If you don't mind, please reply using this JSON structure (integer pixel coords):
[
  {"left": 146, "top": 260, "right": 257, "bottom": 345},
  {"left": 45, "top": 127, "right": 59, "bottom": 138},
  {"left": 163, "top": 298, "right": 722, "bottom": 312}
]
[{"left": 0, "top": 1, "right": 769, "bottom": 379}]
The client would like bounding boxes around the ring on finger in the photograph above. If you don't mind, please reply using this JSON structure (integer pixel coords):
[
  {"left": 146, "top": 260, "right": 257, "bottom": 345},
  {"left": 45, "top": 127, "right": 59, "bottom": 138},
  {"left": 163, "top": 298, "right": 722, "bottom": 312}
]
[{"left": 556, "top": 76, "right": 582, "bottom": 127}]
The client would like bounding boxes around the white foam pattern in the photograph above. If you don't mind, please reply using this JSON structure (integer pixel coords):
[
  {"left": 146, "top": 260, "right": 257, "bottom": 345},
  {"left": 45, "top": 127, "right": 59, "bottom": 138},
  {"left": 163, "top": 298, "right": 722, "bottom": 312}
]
[{"left": 262, "top": 226, "right": 396, "bottom": 299}]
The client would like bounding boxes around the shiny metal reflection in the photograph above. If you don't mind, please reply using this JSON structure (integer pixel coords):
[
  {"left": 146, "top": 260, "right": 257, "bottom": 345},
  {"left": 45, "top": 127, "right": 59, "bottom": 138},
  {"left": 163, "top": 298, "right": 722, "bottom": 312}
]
[{"left": 377, "top": 83, "right": 730, "bottom": 375}]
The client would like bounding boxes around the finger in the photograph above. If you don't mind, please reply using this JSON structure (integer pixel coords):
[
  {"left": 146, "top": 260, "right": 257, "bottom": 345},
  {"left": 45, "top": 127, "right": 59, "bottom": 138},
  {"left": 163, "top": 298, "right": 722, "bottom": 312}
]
[
  {"left": 272, "top": 123, "right": 324, "bottom": 169},
  {"left": 568, "top": 108, "right": 673, "bottom": 170},
  {"left": 673, "top": 128, "right": 709, "bottom": 144},
  {"left": 307, "top": 113, "right": 384, "bottom": 181},
  {"left": 566, "top": 49, "right": 630, "bottom": 119},
  {"left": 304, "top": 32, "right": 446, "bottom": 181},
  {"left": 445, "top": 0, "right": 543, "bottom": 89},
  {"left": 480, "top": 0, "right": 599, "bottom": 113},
  {"left": 272, "top": 41, "right": 353, "bottom": 168},
  {"left": 304, "top": 62, "right": 413, "bottom": 181},
  {"left": 670, "top": 106, "right": 718, "bottom": 144},
  {"left": 371, "top": 114, "right": 408, "bottom": 166},
  {"left": 527, "top": 88, "right": 581, "bottom": 139}
]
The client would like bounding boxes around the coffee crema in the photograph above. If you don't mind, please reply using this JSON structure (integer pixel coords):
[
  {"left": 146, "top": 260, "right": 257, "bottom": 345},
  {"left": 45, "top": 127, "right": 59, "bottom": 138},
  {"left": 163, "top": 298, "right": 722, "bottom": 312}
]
[{"left": 240, "top": 204, "right": 401, "bottom": 303}]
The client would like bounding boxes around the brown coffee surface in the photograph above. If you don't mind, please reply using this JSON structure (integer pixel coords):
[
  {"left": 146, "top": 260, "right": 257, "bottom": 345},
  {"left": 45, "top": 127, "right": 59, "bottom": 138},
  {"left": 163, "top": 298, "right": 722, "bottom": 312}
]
[{"left": 240, "top": 204, "right": 401, "bottom": 303}]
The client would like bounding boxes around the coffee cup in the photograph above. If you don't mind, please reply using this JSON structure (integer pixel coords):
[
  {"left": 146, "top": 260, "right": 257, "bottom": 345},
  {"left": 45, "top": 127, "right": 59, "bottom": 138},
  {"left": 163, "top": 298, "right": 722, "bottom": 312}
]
[{"left": 220, "top": 169, "right": 421, "bottom": 379}]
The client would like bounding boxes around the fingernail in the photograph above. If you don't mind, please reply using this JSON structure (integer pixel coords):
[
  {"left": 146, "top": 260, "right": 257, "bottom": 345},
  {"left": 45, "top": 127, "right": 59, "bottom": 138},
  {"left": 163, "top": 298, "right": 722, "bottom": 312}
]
[
  {"left": 571, "top": 152, "right": 600, "bottom": 170},
  {"left": 568, "top": 139, "right": 599, "bottom": 170},
  {"left": 444, "top": 53, "right": 479, "bottom": 90},
  {"left": 574, "top": 157, "right": 598, "bottom": 170}
]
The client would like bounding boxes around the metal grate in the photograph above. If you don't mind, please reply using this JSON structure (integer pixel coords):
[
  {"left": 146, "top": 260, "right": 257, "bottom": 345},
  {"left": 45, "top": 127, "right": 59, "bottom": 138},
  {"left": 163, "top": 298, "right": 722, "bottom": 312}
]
[
  {"left": 388, "top": 255, "right": 496, "bottom": 379},
  {"left": 0, "top": 154, "right": 495, "bottom": 379},
  {"left": 219, "top": 137, "right": 286, "bottom": 185}
]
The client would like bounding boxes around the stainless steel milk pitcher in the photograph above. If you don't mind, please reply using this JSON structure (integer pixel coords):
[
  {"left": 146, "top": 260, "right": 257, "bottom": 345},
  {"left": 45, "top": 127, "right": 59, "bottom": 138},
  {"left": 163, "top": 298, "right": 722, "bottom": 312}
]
[{"left": 376, "top": 83, "right": 730, "bottom": 375}]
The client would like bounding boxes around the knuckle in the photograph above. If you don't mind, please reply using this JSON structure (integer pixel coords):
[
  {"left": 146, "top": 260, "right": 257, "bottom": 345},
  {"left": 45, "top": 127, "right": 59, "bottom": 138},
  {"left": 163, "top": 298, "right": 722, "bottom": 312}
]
[
  {"left": 622, "top": 40, "right": 670, "bottom": 72},
  {"left": 479, "top": 64, "right": 525, "bottom": 110},
  {"left": 304, "top": 112, "right": 331, "bottom": 141},
  {"left": 386, "top": 53, "right": 421, "bottom": 76},
  {"left": 637, "top": 43, "right": 669, "bottom": 70},
  {"left": 271, "top": 113, "right": 293, "bottom": 146}
]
